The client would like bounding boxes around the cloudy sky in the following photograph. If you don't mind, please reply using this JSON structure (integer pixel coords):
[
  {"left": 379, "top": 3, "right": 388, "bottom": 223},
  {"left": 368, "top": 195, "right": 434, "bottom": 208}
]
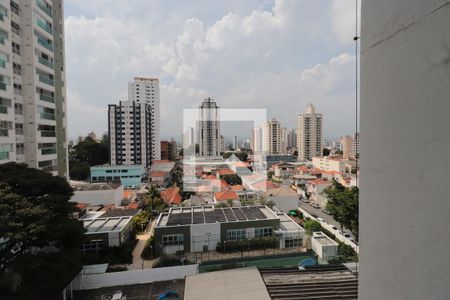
[{"left": 64, "top": 0, "right": 359, "bottom": 140}]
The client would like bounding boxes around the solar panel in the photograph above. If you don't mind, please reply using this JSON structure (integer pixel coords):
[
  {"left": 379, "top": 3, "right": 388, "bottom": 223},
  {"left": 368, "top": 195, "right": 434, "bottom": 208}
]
[
  {"left": 192, "top": 212, "right": 205, "bottom": 224},
  {"left": 223, "top": 208, "right": 237, "bottom": 221},
  {"left": 244, "top": 207, "right": 267, "bottom": 220},
  {"left": 167, "top": 212, "right": 192, "bottom": 225},
  {"left": 204, "top": 210, "right": 218, "bottom": 223},
  {"left": 232, "top": 208, "right": 247, "bottom": 221},
  {"left": 240, "top": 207, "right": 256, "bottom": 220},
  {"left": 214, "top": 209, "right": 227, "bottom": 222}
]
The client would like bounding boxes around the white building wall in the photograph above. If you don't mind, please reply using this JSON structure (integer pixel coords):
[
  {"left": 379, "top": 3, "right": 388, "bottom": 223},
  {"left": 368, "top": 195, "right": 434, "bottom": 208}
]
[
  {"left": 190, "top": 223, "right": 221, "bottom": 252},
  {"left": 70, "top": 186, "right": 123, "bottom": 207},
  {"left": 360, "top": 1, "right": 450, "bottom": 299}
]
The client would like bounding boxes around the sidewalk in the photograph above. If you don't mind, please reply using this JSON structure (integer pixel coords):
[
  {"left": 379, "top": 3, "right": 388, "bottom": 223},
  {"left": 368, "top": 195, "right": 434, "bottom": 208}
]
[{"left": 129, "top": 219, "right": 157, "bottom": 270}]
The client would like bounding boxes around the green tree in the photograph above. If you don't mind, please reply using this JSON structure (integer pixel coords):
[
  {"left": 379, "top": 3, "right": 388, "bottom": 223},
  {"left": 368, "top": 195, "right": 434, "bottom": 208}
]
[
  {"left": 0, "top": 163, "right": 85, "bottom": 298},
  {"left": 324, "top": 180, "right": 359, "bottom": 239},
  {"left": 303, "top": 219, "right": 322, "bottom": 235},
  {"left": 69, "top": 135, "right": 110, "bottom": 180},
  {"left": 145, "top": 184, "right": 161, "bottom": 210},
  {"left": 132, "top": 211, "right": 151, "bottom": 233},
  {"left": 323, "top": 148, "right": 331, "bottom": 156}
]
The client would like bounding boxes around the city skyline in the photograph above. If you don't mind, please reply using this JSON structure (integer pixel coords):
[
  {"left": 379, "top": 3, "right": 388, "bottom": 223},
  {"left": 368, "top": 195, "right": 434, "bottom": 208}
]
[{"left": 64, "top": 0, "right": 359, "bottom": 140}]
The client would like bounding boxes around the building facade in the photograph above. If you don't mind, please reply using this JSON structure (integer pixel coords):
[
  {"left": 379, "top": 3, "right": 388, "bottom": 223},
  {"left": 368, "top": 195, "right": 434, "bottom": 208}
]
[
  {"left": 0, "top": 0, "right": 68, "bottom": 176},
  {"left": 90, "top": 164, "right": 146, "bottom": 187},
  {"left": 198, "top": 97, "right": 220, "bottom": 157},
  {"left": 160, "top": 140, "right": 176, "bottom": 161},
  {"left": 297, "top": 104, "right": 323, "bottom": 161},
  {"left": 154, "top": 205, "right": 305, "bottom": 255},
  {"left": 263, "top": 118, "right": 281, "bottom": 154},
  {"left": 251, "top": 126, "right": 264, "bottom": 153},
  {"left": 128, "top": 77, "right": 160, "bottom": 160},
  {"left": 109, "top": 100, "right": 153, "bottom": 166},
  {"left": 287, "top": 128, "right": 297, "bottom": 150},
  {"left": 341, "top": 135, "right": 354, "bottom": 159}
]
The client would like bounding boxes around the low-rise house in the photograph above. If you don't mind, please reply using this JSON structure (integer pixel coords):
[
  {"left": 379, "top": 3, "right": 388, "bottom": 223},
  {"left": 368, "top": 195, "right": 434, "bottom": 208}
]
[
  {"left": 214, "top": 190, "right": 240, "bottom": 204},
  {"left": 272, "top": 162, "right": 297, "bottom": 179},
  {"left": 307, "top": 179, "right": 332, "bottom": 202},
  {"left": 311, "top": 231, "right": 339, "bottom": 261},
  {"left": 161, "top": 186, "right": 182, "bottom": 206},
  {"left": 149, "top": 170, "right": 169, "bottom": 185}
]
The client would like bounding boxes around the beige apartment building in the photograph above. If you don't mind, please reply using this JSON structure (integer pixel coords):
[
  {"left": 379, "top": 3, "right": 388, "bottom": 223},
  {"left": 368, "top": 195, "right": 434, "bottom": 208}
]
[{"left": 297, "top": 104, "right": 323, "bottom": 161}]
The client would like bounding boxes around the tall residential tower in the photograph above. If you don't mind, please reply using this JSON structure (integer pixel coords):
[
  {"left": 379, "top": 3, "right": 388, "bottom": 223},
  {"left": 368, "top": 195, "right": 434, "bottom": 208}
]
[
  {"left": 109, "top": 78, "right": 160, "bottom": 167},
  {"left": 297, "top": 104, "right": 323, "bottom": 161},
  {"left": 198, "top": 97, "right": 220, "bottom": 157},
  {"left": 0, "top": 0, "right": 68, "bottom": 176},
  {"left": 263, "top": 118, "right": 281, "bottom": 154}
]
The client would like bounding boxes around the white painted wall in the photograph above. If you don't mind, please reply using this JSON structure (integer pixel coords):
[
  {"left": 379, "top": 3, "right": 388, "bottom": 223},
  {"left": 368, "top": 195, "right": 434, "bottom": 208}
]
[
  {"left": 360, "top": 1, "right": 450, "bottom": 299},
  {"left": 190, "top": 223, "right": 221, "bottom": 252},
  {"left": 72, "top": 265, "right": 198, "bottom": 290},
  {"left": 70, "top": 186, "right": 123, "bottom": 207}
]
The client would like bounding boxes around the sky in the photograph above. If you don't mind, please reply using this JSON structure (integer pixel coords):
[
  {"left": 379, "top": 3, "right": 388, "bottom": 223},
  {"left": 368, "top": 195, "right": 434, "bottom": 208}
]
[{"left": 64, "top": 0, "right": 360, "bottom": 141}]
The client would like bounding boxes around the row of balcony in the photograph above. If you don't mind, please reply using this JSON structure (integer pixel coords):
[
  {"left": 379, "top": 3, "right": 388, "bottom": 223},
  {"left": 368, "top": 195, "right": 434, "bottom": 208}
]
[
  {"left": 36, "top": 0, "right": 52, "bottom": 17},
  {"left": 36, "top": 18, "right": 52, "bottom": 35}
]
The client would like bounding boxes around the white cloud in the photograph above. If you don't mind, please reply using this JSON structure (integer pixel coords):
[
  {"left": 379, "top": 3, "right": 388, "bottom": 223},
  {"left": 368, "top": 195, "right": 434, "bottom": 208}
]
[{"left": 64, "top": 0, "right": 358, "bottom": 139}]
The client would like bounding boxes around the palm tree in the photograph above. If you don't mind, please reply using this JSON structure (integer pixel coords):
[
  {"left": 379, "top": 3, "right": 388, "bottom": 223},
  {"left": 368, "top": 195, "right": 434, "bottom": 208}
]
[{"left": 146, "top": 184, "right": 160, "bottom": 210}]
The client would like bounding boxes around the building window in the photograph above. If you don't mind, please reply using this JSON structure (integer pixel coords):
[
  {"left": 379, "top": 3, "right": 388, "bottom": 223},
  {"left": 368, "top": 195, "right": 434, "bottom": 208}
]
[
  {"left": 162, "top": 234, "right": 184, "bottom": 246},
  {"left": 255, "top": 227, "right": 273, "bottom": 239},
  {"left": 285, "top": 237, "right": 302, "bottom": 248},
  {"left": 226, "top": 229, "right": 246, "bottom": 241}
]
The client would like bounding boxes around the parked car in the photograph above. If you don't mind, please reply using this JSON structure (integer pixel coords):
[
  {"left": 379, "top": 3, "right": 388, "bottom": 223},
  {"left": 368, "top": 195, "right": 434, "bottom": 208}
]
[
  {"left": 303, "top": 198, "right": 310, "bottom": 203},
  {"left": 317, "top": 217, "right": 325, "bottom": 222},
  {"left": 311, "top": 203, "right": 321, "bottom": 209},
  {"left": 330, "top": 225, "right": 338, "bottom": 231},
  {"left": 344, "top": 232, "right": 354, "bottom": 241}
]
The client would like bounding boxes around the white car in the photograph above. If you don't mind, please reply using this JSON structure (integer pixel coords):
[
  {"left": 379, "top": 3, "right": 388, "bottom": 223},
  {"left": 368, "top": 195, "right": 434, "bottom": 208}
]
[
  {"left": 330, "top": 225, "right": 338, "bottom": 231},
  {"left": 343, "top": 232, "right": 354, "bottom": 241},
  {"left": 317, "top": 217, "right": 325, "bottom": 223}
]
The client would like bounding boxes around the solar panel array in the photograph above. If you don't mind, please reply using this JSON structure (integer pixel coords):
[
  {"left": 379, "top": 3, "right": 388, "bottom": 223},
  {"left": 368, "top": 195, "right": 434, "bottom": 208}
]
[
  {"left": 223, "top": 208, "right": 237, "bottom": 221},
  {"left": 165, "top": 206, "right": 269, "bottom": 225}
]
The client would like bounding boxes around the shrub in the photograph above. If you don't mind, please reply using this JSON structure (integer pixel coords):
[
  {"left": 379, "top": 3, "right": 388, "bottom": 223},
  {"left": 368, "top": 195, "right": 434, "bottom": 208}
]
[{"left": 216, "top": 237, "right": 278, "bottom": 253}]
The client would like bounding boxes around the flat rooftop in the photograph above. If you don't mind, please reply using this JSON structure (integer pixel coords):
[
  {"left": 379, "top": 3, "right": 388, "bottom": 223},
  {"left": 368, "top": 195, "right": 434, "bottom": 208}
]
[
  {"left": 185, "top": 267, "right": 270, "bottom": 300},
  {"left": 157, "top": 205, "right": 278, "bottom": 227},
  {"left": 83, "top": 216, "right": 132, "bottom": 233},
  {"left": 278, "top": 213, "right": 305, "bottom": 233},
  {"left": 73, "top": 279, "right": 184, "bottom": 300},
  {"left": 71, "top": 182, "right": 121, "bottom": 191},
  {"left": 259, "top": 265, "right": 357, "bottom": 300},
  {"left": 313, "top": 232, "right": 338, "bottom": 246}
]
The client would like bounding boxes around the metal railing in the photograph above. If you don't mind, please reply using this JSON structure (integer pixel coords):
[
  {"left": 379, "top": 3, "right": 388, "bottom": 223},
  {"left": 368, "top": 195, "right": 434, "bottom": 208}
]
[
  {"left": 36, "top": 0, "right": 52, "bottom": 17},
  {"left": 39, "top": 75, "right": 54, "bottom": 86},
  {"left": 37, "top": 37, "right": 53, "bottom": 52},
  {"left": 36, "top": 19, "right": 52, "bottom": 35},
  {"left": 39, "top": 93, "right": 54, "bottom": 103},
  {"left": 40, "top": 112, "right": 55, "bottom": 120}
]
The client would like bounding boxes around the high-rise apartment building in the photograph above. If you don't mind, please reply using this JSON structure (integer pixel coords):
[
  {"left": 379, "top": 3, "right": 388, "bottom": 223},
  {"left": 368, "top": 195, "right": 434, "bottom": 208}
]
[
  {"left": 198, "top": 97, "right": 220, "bottom": 157},
  {"left": 108, "top": 78, "right": 160, "bottom": 167},
  {"left": 263, "top": 118, "right": 281, "bottom": 154},
  {"left": 128, "top": 77, "right": 160, "bottom": 160},
  {"left": 287, "top": 128, "right": 297, "bottom": 150},
  {"left": 280, "top": 127, "right": 288, "bottom": 154},
  {"left": 341, "top": 135, "right": 354, "bottom": 159},
  {"left": 109, "top": 100, "right": 153, "bottom": 166},
  {"left": 297, "top": 104, "right": 323, "bottom": 161},
  {"left": 160, "top": 140, "right": 176, "bottom": 161},
  {"left": 251, "top": 126, "right": 264, "bottom": 153},
  {"left": 0, "top": 0, "right": 68, "bottom": 176}
]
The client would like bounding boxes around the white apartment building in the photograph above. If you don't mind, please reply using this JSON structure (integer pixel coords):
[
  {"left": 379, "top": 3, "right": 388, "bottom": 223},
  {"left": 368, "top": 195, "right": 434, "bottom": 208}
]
[
  {"left": 297, "top": 104, "right": 323, "bottom": 161},
  {"left": 251, "top": 126, "right": 264, "bottom": 153},
  {"left": 353, "top": 132, "right": 359, "bottom": 158},
  {"left": 128, "top": 77, "right": 160, "bottom": 160},
  {"left": 198, "top": 97, "right": 220, "bottom": 157},
  {"left": 0, "top": 0, "right": 68, "bottom": 176},
  {"left": 341, "top": 135, "right": 354, "bottom": 159},
  {"left": 263, "top": 118, "right": 281, "bottom": 154}
]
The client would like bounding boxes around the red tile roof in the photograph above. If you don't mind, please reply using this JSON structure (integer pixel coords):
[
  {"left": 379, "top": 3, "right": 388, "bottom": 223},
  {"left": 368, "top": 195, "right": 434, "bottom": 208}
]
[
  {"left": 214, "top": 191, "right": 239, "bottom": 201},
  {"left": 152, "top": 160, "right": 172, "bottom": 164},
  {"left": 161, "top": 187, "right": 182, "bottom": 205},
  {"left": 75, "top": 202, "right": 88, "bottom": 210},
  {"left": 150, "top": 170, "right": 168, "bottom": 177},
  {"left": 123, "top": 190, "right": 135, "bottom": 199},
  {"left": 216, "top": 169, "right": 235, "bottom": 176},
  {"left": 127, "top": 201, "right": 139, "bottom": 209},
  {"left": 308, "top": 179, "right": 331, "bottom": 186},
  {"left": 230, "top": 184, "right": 244, "bottom": 191}
]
